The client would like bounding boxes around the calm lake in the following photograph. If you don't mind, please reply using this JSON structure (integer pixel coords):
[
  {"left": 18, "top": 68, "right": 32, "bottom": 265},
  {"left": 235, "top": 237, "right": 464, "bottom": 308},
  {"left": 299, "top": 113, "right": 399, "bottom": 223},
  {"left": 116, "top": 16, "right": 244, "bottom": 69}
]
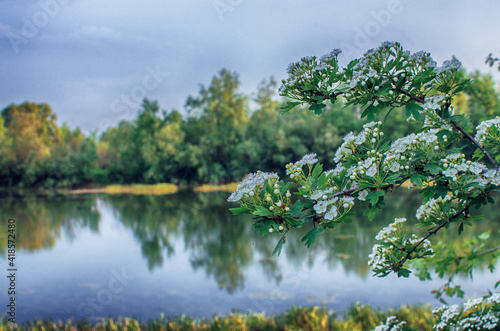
[{"left": 0, "top": 189, "right": 499, "bottom": 323}]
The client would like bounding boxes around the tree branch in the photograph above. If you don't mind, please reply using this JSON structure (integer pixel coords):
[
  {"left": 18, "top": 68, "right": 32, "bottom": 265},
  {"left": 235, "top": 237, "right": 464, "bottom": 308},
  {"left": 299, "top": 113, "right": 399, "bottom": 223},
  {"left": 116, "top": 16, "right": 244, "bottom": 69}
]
[
  {"left": 396, "top": 203, "right": 470, "bottom": 268},
  {"left": 476, "top": 245, "right": 500, "bottom": 257},
  {"left": 332, "top": 183, "right": 394, "bottom": 198},
  {"left": 451, "top": 120, "right": 499, "bottom": 168},
  {"left": 399, "top": 90, "right": 425, "bottom": 104},
  {"left": 399, "top": 90, "right": 499, "bottom": 168}
]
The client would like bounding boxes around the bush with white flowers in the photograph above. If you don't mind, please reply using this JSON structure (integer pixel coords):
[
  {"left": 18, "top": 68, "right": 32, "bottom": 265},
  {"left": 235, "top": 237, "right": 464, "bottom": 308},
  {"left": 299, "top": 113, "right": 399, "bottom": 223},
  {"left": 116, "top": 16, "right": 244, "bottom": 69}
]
[{"left": 228, "top": 42, "right": 500, "bottom": 328}]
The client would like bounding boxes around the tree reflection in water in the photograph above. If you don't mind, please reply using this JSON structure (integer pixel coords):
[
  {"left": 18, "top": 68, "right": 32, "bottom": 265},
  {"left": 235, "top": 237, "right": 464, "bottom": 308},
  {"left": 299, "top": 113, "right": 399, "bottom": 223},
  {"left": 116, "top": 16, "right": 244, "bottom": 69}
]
[{"left": 1, "top": 189, "right": 498, "bottom": 294}]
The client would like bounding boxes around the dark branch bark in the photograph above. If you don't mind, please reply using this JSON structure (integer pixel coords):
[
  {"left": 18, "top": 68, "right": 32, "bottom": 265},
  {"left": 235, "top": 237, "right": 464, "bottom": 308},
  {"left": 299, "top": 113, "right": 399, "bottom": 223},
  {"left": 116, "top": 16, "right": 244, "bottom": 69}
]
[
  {"left": 451, "top": 120, "right": 499, "bottom": 168},
  {"left": 396, "top": 203, "right": 470, "bottom": 268},
  {"left": 476, "top": 246, "right": 500, "bottom": 257}
]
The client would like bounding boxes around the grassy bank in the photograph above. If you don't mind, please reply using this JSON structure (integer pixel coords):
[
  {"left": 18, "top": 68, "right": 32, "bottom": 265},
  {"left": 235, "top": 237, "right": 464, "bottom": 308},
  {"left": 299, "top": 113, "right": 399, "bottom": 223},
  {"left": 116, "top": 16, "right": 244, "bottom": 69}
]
[
  {"left": 66, "top": 182, "right": 240, "bottom": 195},
  {"left": 1, "top": 304, "right": 435, "bottom": 330},
  {"left": 67, "top": 183, "right": 179, "bottom": 195}
]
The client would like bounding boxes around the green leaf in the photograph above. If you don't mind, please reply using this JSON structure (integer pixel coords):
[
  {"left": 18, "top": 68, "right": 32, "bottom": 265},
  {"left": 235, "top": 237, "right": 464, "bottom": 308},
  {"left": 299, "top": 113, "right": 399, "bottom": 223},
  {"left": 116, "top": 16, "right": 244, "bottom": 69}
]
[
  {"left": 301, "top": 227, "right": 325, "bottom": 248},
  {"left": 367, "top": 190, "right": 385, "bottom": 206},
  {"left": 252, "top": 206, "right": 272, "bottom": 217},
  {"left": 253, "top": 220, "right": 275, "bottom": 236},
  {"left": 311, "top": 163, "right": 323, "bottom": 178},
  {"left": 284, "top": 216, "right": 304, "bottom": 227},
  {"left": 420, "top": 186, "right": 438, "bottom": 199},
  {"left": 397, "top": 268, "right": 412, "bottom": 278},
  {"left": 290, "top": 200, "right": 304, "bottom": 217},
  {"left": 280, "top": 182, "right": 293, "bottom": 196},
  {"left": 473, "top": 148, "right": 485, "bottom": 161},
  {"left": 458, "top": 222, "right": 464, "bottom": 235},
  {"left": 364, "top": 206, "right": 379, "bottom": 221},
  {"left": 317, "top": 172, "right": 327, "bottom": 188},
  {"left": 424, "top": 163, "right": 442, "bottom": 175},
  {"left": 229, "top": 207, "right": 251, "bottom": 215},
  {"left": 265, "top": 181, "right": 274, "bottom": 195},
  {"left": 361, "top": 105, "right": 377, "bottom": 120},
  {"left": 280, "top": 101, "right": 301, "bottom": 114},
  {"left": 309, "top": 102, "right": 326, "bottom": 115},
  {"left": 272, "top": 236, "right": 285, "bottom": 256},
  {"left": 410, "top": 174, "right": 426, "bottom": 188},
  {"left": 341, "top": 212, "right": 355, "bottom": 224},
  {"left": 385, "top": 174, "right": 402, "bottom": 184},
  {"left": 405, "top": 102, "right": 423, "bottom": 122}
]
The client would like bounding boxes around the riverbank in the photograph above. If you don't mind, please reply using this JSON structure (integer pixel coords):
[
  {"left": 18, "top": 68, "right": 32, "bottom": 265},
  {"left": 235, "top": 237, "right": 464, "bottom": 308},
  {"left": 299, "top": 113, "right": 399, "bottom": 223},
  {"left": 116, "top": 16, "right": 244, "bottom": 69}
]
[
  {"left": 0, "top": 182, "right": 240, "bottom": 198},
  {"left": 1, "top": 304, "right": 435, "bottom": 330}
]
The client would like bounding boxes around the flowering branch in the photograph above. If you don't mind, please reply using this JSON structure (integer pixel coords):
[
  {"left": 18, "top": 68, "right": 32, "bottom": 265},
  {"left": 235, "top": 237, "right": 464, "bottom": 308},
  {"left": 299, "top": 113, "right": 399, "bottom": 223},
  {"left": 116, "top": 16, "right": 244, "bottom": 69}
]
[
  {"left": 403, "top": 88, "right": 499, "bottom": 167},
  {"left": 451, "top": 120, "right": 500, "bottom": 168},
  {"left": 396, "top": 203, "right": 471, "bottom": 268}
]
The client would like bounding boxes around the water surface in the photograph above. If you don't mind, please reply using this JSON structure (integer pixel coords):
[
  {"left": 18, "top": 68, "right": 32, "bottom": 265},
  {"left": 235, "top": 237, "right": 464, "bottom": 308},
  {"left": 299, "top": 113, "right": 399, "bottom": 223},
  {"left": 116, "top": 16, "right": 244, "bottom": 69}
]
[{"left": 0, "top": 190, "right": 498, "bottom": 322}]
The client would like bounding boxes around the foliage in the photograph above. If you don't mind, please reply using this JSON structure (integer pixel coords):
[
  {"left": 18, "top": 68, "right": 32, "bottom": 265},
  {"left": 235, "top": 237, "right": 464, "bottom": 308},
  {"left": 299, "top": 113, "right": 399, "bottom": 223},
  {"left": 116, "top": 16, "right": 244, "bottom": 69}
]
[
  {"left": 0, "top": 304, "right": 436, "bottom": 331},
  {"left": 1, "top": 66, "right": 498, "bottom": 188},
  {"left": 0, "top": 102, "right": 98, "bottom": 187},
  {"left": 227, "top": 42, "right": 500, "bottom": 328}
]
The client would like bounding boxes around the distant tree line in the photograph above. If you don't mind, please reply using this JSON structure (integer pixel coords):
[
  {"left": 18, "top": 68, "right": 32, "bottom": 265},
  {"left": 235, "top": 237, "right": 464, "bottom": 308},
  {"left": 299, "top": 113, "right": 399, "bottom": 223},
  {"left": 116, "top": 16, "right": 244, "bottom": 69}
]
[{"left": 0, "top": 68, "right": 498, "bottom": 188}]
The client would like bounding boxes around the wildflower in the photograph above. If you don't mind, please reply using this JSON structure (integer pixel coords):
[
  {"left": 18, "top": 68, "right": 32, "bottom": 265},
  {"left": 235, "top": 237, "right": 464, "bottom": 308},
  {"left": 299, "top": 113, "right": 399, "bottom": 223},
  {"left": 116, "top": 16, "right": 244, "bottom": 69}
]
[
  {"left": 299, "top": 153, "right": 318, "bottom": 165},
  {"left": 324, "top": 206, "right": 338, "bottom": 220},
  {"left": 366, "top": 164, "right": 378, "bottom": 177},
  {"left": 357, "top": 189, "right": 369, "bottom": 201},
  {"left": 227, "top": 172, "right": 279, "bottom": 202}
]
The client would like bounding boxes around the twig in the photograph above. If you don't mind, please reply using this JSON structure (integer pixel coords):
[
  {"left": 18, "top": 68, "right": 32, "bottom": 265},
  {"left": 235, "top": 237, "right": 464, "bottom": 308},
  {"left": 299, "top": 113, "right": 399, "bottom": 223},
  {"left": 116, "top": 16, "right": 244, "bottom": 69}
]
[
  {"left": 451, "top": 120, "right": 499, "bottom": 168},
  {"left": 476, "top": 245, "right": 500, "bottom": 257},
  {"left": 396, "top": 203, "right": 470, "bottom": 268},
  {"left": 332, "top": 183, "right": 394, "bottom": 198},
  {"left": 401, "top": 90, "right": 499, "bottom": 168},
  {"left": 399, "top": 90, "right": 425, "bottom": 104}
]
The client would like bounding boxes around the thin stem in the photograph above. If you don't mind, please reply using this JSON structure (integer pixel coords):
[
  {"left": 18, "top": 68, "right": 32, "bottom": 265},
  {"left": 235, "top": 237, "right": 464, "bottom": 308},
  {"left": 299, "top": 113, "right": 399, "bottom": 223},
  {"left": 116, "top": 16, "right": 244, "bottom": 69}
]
[
  {"left": 399, "top": 90, "right": 425, "bottom": 104},
  {"left": 396, "top": 204, "right": 470, "bottom": 268},
  {"left": 402, "top": 90, "right": 499, "bottom": 168},
  {"left": 333, "top": 188, "right": 357, "bottom": 198},
  {"left": 451, "top": 120, "right": 499, "bottom": 168},
  {"left": 476, "top": 245, "right": 500, "bottom": 257},
  {"left": 332, "top": 183, "right": 394, "bottom": 198}
]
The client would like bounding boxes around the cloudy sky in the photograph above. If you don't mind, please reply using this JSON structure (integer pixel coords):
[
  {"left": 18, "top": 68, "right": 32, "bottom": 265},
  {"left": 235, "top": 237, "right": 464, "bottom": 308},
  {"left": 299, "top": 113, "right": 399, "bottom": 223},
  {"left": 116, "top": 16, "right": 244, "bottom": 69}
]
[{"left": 1, "top": 0, "right": 500, "bottom": 134}]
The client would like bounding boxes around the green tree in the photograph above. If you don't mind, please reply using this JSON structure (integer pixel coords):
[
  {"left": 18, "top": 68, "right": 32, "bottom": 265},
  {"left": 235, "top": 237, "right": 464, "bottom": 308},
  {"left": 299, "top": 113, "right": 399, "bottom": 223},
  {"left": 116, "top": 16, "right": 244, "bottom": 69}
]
[{"left": 185, "top": 68, "right": 249, "bottom": 182}]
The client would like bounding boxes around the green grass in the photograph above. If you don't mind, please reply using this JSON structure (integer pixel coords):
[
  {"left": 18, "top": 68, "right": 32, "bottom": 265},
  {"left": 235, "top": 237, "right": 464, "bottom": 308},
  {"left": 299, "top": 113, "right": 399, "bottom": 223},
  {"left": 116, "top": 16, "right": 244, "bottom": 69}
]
[{"left": 1, "top": 304, "right": 436, "bottom": 330}]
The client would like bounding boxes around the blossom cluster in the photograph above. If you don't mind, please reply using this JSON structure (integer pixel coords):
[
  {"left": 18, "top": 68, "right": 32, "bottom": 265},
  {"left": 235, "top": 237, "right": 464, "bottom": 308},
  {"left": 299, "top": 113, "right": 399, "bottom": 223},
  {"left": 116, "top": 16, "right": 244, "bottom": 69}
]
[
  {"left": 439, "top": 153, "right": 486, "bottom": 181},
  {"left": 372, "top": 316, "right": 406, "bottom": 331},
  {"left": 279, "top": 49, "right": 342, "bottom": 104},
  {"left": 433, "top": 153, "right": 500, "bottom": 192},
  {"left": 415, "top": 195, "right": 456, "bottom": 224},
  {"left": 227, "top": 171, "right": 279, "bottom": 203},
  {"left": 475, "top": 116, "right": 500, "bottom": 148},
  {"left": 433, "top": 291, "right": 500, "bottom": 330},
  {"left": 368, "top": 218, "right": 433, "bottom": 276},
  {"left": 286, "top": 153, "right": 318, "bottom": 179},
  {"left": 387, "top": 128, "right": 439, "bottom": 157},
  {"left": 334, "top": 121, "right": 383, "bottom": 173}
]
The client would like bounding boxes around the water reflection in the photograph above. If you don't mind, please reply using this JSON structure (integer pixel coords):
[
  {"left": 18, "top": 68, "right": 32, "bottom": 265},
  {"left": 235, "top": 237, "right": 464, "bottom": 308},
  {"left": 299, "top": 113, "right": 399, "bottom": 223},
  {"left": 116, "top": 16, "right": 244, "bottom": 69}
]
[
  {"left": 1, "top": 189, "right": 499, "bottom": 295},
  {"left": 0, "top": 194, "right": 99, "bottom": 254}
]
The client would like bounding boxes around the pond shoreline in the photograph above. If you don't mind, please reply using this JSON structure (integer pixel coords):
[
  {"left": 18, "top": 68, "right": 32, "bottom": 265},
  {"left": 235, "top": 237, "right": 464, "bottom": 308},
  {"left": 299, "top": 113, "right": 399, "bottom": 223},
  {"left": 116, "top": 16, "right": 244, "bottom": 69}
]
[
  {"left": 2, "top": 304, "right": 436, "bottom": 330},
  {"left": 0, "top": 182, "right": 239, "bottom": 197}
]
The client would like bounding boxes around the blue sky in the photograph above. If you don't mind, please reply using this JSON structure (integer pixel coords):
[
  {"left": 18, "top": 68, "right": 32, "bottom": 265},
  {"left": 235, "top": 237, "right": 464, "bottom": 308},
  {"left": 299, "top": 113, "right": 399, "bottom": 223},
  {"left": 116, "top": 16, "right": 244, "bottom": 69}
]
[{"left": 1, "top": 0, "right": 500, "bottom": 134}]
